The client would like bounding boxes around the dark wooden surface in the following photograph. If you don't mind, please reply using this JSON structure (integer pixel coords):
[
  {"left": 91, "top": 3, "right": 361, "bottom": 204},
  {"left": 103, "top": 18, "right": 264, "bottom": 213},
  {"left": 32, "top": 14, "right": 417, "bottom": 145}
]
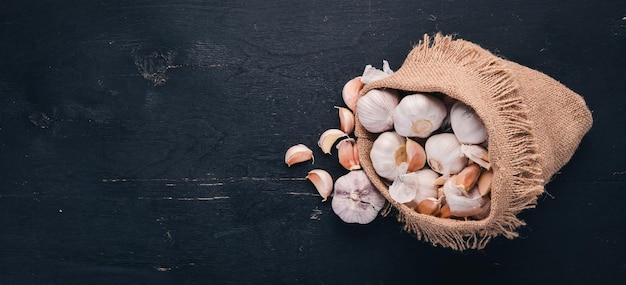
[{"left": 1, "top": 0, "right": 625, "bottom": 284}]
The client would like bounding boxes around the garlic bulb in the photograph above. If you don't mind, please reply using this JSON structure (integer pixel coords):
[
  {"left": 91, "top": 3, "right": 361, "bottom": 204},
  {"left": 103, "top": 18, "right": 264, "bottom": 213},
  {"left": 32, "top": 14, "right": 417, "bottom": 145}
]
[
  {"left": 425, "top": 133, "right": 468, "bottom": 175},
  {"left": 450, "top": 101, "right": 488, "bottom": 145},
  {"left": 393, "top": 93, "right": 447, "bottom": 138},
  {"left": 370, "top": 131, "right": 408, "bottom": 181},
  {"left": 443, "top": 176, "right": 490, "bottom": 217},
  {"left": 331, "top": 170, "right": 386, "bottom": 224},
  {"left": 388, "top": 169, "right": 439, "bottom": 204},
  {"left": 356, "top": 89, "right": 399, "bottom": 133}
]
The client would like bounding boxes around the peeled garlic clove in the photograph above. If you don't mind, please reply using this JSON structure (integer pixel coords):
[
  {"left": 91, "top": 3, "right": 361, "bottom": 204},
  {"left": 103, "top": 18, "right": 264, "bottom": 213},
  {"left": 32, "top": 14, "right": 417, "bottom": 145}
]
[
  {"left": 331, "top": 170, "right": 386, "bottom": 224},
  {"left": 417, "top": 197, "right": 441, "bottom": 216},
  {"left": 285, "top": 144, "right": 314, "bottom": 167},
  {"left": 425, "top": 133, "right": 468, "bottom": 175},
  {"left": 455, "top": 164, "right": 481, "bottom": 195},
  {"left": 318, "top": 129, "right": 347, "bottom": 154},
  {"left": 335, "top": 106, "right": 355, "bottom": 134},
  {"left": 342, "top": 77, "right": 363, "bottom": 112},
  {"left": 405, "top": 138, "right": 426, "bottom": 172},
  {"left": 336, "top": 138, "right": 361, "bottom": 171},
  {"left": 450, "top": 101, "right": 488, "bottom": 145},
  {"left": 369, "top": 131, "right": 408, "bottom": 181},
  {"left": 460, "top": 144, "right": 491, "bottom": 170},
  {"left": 356, "top": 89, "right": 399, "bottom": 133},
  {"left": 477, "top": 169, "right": 493, "bottom": 197},
  {"left": 306, "top": 169, "right": 333, "bottom": 202},
  {"left": 360, "top": 60, "right": 394, "bottom": 84},
  {"left": 443, "top": 176, "right": 490, "bottom": 217},
  {"left": 393, "top": 93, "right": 447, "bottom": 138}
]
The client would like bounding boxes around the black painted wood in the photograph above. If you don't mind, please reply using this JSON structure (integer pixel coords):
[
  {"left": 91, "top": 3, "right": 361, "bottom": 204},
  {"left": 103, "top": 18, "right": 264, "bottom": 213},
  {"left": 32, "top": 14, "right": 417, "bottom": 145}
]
[{"left": 1, "top": 0, "right": 625, "bottom": 284}]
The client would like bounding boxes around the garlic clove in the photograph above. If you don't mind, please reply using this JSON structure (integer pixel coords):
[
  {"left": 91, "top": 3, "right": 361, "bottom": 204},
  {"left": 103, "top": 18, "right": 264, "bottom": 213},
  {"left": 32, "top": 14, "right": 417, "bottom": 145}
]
[
  {"left": 460, "top": 144, "right": 491, "bottom": 170},
  {"left": 450, "top": 101, "right": 488, "bottom": 145},
  {"left": 393, "top": 93, "right": 447, "bottom": 138},
  {"left": 356, "top": 89, "right": 399, "bottom": 133},
  {"left": 352, "top": 139, "right": 360, "bottom": 168},
  {"left": 425, "top": 133, "right": 468, "bottom": 175},
  {"left": 405, "top": 138, "right": 426, "bottom": 172},
  {"left": 417, "top": 197, "right": 441, "bottom": 216},
  {"left": 342, "top": 77, "right": 363, "bottom": 112},
  {"left": 370, "top": 131, "right": 408, "bottom": 181},
  {"left": 438, "top": 204, "right": 452, "bottom": 219},
  {"left": 317, "top": 129, "right": 348, "bottom": 154},
  {"left": 336, "top": 138, "right": 361, "bottom": 171},
  {"left": 331, "top": 170, "right": 386, "bottom": 224},
  {"left": 443, "top": 176, "right": 490, "bottom": 217},
  {"left": 335, "top": 106, "right": 355, "bottom": 134},
  {"left": 284, "top": 144, "right": 314, "bottom": 167},
  {"left": 306, "top": 169, "right": 333, "bottom": 202},
  {"left": 477, "top": 169, "right": 494, "bottom": 197},
  {"left": 455, "top": 164, "right": 481, "bottom": 196}
]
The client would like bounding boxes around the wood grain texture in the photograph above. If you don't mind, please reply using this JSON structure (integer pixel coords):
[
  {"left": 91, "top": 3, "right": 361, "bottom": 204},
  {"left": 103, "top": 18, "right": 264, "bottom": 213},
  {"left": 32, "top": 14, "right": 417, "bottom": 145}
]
[{"left": 1, "top": 0, "right": 625, "bottom": 284}]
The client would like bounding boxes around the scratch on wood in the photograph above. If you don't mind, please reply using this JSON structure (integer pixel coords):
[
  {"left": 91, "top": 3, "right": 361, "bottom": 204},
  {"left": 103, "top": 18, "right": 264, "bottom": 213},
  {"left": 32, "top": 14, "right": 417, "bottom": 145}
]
[{"left": 137, "top": 196, "right": 229, "bottom": 201}]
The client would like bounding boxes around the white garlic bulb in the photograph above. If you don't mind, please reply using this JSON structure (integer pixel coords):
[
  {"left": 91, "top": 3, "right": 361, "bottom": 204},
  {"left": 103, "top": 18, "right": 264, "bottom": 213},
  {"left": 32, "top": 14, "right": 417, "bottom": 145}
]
[
  {"left": 425, "top": 133, "right": 468, "bottom": 175},
  {"left": 393, "top": 93, "right": 447, "bottom": 138},
  {"left": 443, "top": 176, "right": 490, "bottom": 217},
  {"left": 369, "top": 131, "right": 408, "bottom": 181},
  {"left": 388, "top": 169, "right": 439, "bottom": 204},
  {"left": 450, "top": 101, "right": 488, "bottom": 145},
  {"left": 356, "top": 89, "right": 399, "bottom": 133},
  {"left": 332, "top": 170, "right": 386, "bottom": 224}
]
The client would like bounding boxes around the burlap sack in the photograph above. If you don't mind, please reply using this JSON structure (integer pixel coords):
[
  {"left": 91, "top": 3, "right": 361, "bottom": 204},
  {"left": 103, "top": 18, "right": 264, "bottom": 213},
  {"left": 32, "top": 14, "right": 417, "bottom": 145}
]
[{"left": 355, "top": 33, "right": 593, "bottom": 250}]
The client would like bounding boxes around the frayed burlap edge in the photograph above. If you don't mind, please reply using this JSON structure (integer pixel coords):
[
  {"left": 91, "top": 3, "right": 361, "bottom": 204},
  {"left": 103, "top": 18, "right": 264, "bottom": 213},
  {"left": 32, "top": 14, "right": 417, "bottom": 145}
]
[{"left": 355, "top": 33, "right": 545, "bottom": 251}]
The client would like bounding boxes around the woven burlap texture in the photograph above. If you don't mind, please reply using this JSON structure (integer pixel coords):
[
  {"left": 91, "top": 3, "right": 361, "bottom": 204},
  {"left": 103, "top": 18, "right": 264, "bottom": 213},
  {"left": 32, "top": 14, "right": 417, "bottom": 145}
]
[{"left": 355, "top": 33, "right": 593, "bottom": 250}]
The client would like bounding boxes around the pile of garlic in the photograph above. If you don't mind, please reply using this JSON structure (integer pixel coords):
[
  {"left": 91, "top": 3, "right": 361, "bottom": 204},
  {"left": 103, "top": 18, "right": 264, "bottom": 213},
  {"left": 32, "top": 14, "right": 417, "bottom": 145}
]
[
  {"left": 355, "top": 61, "right": 494, "bottom": 220},
  {"left": 283, "top": 69, "right": 386, "bottom": 225},
  {"left": 283, "top": 60, "right": 494, "bottom": 224}
]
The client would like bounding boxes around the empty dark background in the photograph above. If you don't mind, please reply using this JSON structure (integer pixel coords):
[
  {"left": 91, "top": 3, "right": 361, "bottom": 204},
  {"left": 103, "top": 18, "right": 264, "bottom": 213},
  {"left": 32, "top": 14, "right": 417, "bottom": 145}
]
[{"left": 1, "top": 0, "right": 624, "bottom": 284}]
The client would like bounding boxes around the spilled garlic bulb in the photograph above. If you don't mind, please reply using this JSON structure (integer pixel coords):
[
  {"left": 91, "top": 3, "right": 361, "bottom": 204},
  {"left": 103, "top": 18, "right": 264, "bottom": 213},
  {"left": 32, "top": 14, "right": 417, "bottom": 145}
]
[
  {"left": 356, "top": 89, "right": 399, "bottom": 133},
  {"left": 393, "top": 93, "right": 447, "bottom": 138},
  {"left": 332, "top": 170, "right": 386, "bottom": 224}
]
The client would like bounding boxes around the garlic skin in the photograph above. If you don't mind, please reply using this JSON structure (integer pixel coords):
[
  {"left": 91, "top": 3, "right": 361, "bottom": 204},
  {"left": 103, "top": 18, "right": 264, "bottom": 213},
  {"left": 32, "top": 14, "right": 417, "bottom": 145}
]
[
  {"left": 356, "top": 89, "right": 399, "bottom": 133},
  {"left": 360, "top": 60, "right": 394, "bottom": 84},
  {"left": 284, "top": 144, "right": 314, "bottom": 167},
  {"left": 306, "top": 169, "right": 334, "bottom": 202},
  {"left": 393, "top": 93, "right": 447, "bottom": 138},
  {"left": 332, "top": 170, "right": 385, "bottom": 224},
  {"left": 450, "top": 101, "right": 488, "bottom": 145},
  {"left": 460, "top": 144, "right": 491, "bottom": 170},
  {"left": 388, "top": 169, "right": 439, "bottom": 204},
  {"left": 370, "top": 131, "right": 408, "bottom": 181},
  {"left": 443, "top": 176, "right": 490, "bottom": 217},
  {"left": 425, "top": 133, "right": 468, "bottom": 175}
]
